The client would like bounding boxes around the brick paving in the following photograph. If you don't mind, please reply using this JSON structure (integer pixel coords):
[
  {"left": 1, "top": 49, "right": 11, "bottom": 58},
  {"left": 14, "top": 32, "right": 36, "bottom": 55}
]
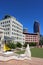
[{"left": 0, "top": 57, "right": 43, "bottom": 65}]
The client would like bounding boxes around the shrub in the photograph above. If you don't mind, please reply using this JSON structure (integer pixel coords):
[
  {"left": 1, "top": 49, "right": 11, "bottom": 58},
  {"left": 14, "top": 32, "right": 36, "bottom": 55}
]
[
  {"left": 29, "top": 42, "right": 36, "bottom": 46},
  {"left": 23, "top": 43, "right": 27, "bottom": 48},
  {"left": 23, "top": 42, "right": 36, "bottom": 47},
  {"left": 16, "top": 42, "right": 22, "bottom": 48},
  {"left": 6, "top": 43, "right": 16, "bottom": 49}
]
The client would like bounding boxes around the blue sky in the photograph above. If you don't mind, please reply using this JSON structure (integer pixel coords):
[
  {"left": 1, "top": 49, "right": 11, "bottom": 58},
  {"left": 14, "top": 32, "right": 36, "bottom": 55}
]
[{"left": 0, "top": 0, "right": 43, "bottom": 34}]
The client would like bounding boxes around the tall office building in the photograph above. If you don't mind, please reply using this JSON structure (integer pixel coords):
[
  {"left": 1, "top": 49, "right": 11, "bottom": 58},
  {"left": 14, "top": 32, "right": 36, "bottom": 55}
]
[
  {"left": 0, "top": 15, "right": 24, "bottom": 44},
  {"left": 33, "top": 21, "right": 40, "bottom": 33},
  {"left": 23, "top": 28, "right": 28, "bottom": 33}
]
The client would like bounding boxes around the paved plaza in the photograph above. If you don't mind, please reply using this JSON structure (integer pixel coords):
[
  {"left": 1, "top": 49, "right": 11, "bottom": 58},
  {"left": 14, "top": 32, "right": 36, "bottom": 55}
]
[{"left": 0, "top": 57, "right": 43, "bottom": 65}]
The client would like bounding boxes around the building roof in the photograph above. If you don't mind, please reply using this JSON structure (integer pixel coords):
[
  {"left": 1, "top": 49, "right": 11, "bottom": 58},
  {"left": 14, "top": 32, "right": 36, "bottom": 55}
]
[
  {"left": 23, "top": 33, "right": 38, "bottom": 35},
  {"left": 3, "top": 15, "right": 16, "bottom": 20},
  {"left": 3, "top": 15, "right": 12, "bottom": 19}
]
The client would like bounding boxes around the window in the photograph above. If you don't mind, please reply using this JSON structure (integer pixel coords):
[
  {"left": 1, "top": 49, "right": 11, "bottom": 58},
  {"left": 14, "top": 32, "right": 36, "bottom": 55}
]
[
  {"left": 7, "top": 21, "right": 8, "bottom": 23},
  {"left": 5, "top": 21, "right": 6, "bottom": 23},
  {"left": 9, "top": 20, "right": 10, "bottom": 23},
  {"left": 8, "top": 28, "right": 9, "bottom": 30},
  {"left": 3, "top": 25, "right": 4, "bottom": 27},
  {"left": 12, "top": 32, "right": 13, "bottom": 34},
  {"left": 12, "top": 28, "right": 13, "bottom": 30},
  {"left": 6, "top": 32, "right": 7, "bottom": 34},
  {"left": 17, "top": 30, "right": 18, "bottom": 32},
  {"left": 3, "top": 22, "right": 4, "bottom": 24},
  {"left": 13, "top": 21, "right": 14, "bottom": 23},
  {"left": 7, "top": 21, "right": 10, "bottom": 23},
  {"left": 8, "top": 32, "right": 9, "bottom": 34},
  {"left": 1, "top": 23, "right": 2, "bottom": 24}
]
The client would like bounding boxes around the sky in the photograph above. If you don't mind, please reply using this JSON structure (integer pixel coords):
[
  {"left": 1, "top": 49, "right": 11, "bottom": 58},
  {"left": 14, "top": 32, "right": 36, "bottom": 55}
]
[{"left": 0, "top": 0, "right": 43, "bottom": 35}]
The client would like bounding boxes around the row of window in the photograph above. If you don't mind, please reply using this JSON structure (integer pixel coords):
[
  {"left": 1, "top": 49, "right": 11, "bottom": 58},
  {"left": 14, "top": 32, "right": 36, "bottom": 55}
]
[
  {"left": 26, "top": 39, "right": 37, "bottom": 41},
  {"left": 12, "top": 28, "right": 16, "bottom": 31},
  {"left": 11, "top": 36, "right": 22, "bottom": 40},
  {"left": 12, "top": 32, "right": 22, "bottom": 36},
  {"left": 16, "top": 37, "right": 22, "bottom": 40},
  {"left": 12, "top": 25, "right": 22, "bottom": 31},
  {"left": 13, "top": 21, "right": 22, "bottom": 28},
  {"left": 17, "top": 30, "right": 22, "bottom": 33},
  {"left": 1, "top": 24, "right": 10, "bottom": 27},
  {"left": 17, "top": 34, "right": 22, "bottom": 36},
  {"left": 26, "top": 35, "right": 37, "bottom": 37},
  {"left": 26, "top": 37, "right": 37, "bottom": 39},
  {"left": 4, "top": 32, "right": 9, "bottom": 34},
  {"left": 12, "top": 32, "right": 17, "bottom": 35},
  {"left": 1, "top": 20, "right": 10, "bottom": 24},
  {"left": 26, "top": 36, "right": 37, "bottom": 38},
  {"left": 4, "top": 28, "right": 10, "bottom": 30},
  {"left": 17, "top": 27, "right": 23, "bottom": 31},
  {"left": 12, "top": 28, "right": 22, "bottom": 33}
]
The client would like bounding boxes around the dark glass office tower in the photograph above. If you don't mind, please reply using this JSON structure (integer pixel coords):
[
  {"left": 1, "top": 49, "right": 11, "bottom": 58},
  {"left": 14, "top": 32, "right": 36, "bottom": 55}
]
[
  {"left": 23, "top": 28, "right": 28, "bottom": 33},
  {"left": 34, "top": 21, "right": 40, "bottom": 33}
]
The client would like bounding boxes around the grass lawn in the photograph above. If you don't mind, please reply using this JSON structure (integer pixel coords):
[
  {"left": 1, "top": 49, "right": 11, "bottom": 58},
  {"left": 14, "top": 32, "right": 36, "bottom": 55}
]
[
  {"left": 30, "top": 48, "right": 43, "bottom": 58},
  {"left": 15, "top": 48, "right": 43, "bottom": 58},
  {"left": 15, "top": 50, "right": 25, "bottom": 54}
]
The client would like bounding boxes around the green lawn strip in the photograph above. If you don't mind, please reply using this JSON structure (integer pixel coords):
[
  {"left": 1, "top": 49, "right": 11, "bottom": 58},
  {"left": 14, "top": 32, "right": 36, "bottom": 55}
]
[
  {"left": 15, "top": 50, "right": 25, "bottom": 54},
  {"left": 30, "top": 48, "right": 43, "bottom": 58},
  {"left": 15, "top": 48, "right": 43, "bottom": 58}
]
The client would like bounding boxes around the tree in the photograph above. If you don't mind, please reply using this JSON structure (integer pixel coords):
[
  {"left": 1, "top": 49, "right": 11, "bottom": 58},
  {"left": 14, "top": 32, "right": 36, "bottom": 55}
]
[
  {"left": 16, "top": 42, "right": 22, "bottom": 48},
  {"left": 29, "top": 42, "right": 36, "bottom": 46},
  {"left": 23, "top": 42, "right": 27, "bottom": 48},
  {"left": 39, "top": 40, "right": 43, "bottom": 48},
  {"left": 37, "top": 34, "right": 43, "bottom": 48},
  {"left": 6, "top": 42, "right": 16, "bottom": 49}
]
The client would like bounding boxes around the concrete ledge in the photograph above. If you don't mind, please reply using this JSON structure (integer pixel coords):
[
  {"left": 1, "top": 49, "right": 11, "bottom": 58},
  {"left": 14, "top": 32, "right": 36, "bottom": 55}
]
[{"left": 0, "top": 55, "right": 31, "bottom": 61}]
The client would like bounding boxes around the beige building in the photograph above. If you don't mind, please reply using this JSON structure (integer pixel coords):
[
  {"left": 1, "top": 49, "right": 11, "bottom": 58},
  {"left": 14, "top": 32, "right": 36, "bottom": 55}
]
[{"left": 23, "top": 33, "right": 39, "bottom": 44}]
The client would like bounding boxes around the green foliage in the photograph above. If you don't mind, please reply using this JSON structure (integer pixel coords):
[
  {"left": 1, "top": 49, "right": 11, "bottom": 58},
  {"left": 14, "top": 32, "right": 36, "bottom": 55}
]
[
  {"left": 23, "top": 42, "right": 36, "bottom": 47},
  {"left": 29, "top": 42, "right": 36, "bottom": 46},
  {"left": 6, "top": 43, "right": 16, "bottom": 49},
  {"left": 39, "top": 40, "right": 43, "bottom": 47},
  {"left": 39, "top": 40, "right": 43, "bottom": 45},
  {"left": 40, "top": 35, "right": 43, "bottom": 45},
  {"left": 16, "top": 42, "right": 22, "bottom": 48},
  {"left": 15, "top": 50, "right": 25, "bottom": 54},
  {"left": 23, "top": 42, "right": 27, "bottom": 48},
  {"left": 6, "top": 42, "right": 22, "bottom": 49}
]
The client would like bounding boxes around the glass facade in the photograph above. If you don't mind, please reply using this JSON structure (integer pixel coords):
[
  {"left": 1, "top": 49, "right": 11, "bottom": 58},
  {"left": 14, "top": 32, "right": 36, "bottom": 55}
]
[{"left": 34, "top": 21, "right": 40, "bottom": 33}]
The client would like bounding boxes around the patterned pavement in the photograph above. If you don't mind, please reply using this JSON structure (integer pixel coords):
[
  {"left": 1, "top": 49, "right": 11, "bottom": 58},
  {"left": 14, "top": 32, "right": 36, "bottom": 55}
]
[{"left": 0, "top": 57, "right": 43, "bottom": 65}]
